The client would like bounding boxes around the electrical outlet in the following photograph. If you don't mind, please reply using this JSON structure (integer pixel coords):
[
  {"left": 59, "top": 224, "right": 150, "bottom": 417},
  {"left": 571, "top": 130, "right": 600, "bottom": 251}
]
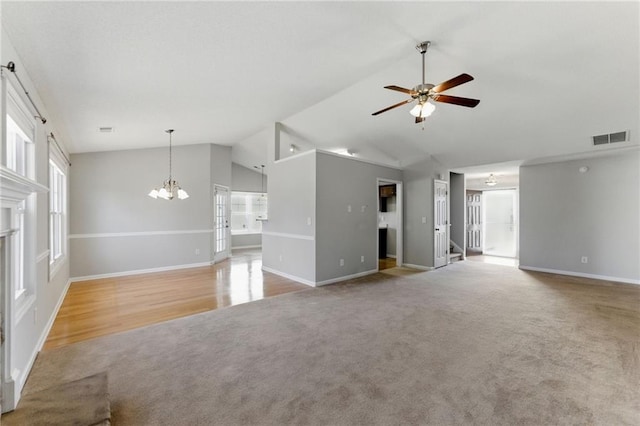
[
  {"left": 307, "top": 217, "right": 312, "bottom": 226},
  {"left": 279, "top": 255, "right": 283, "bottom": 262},
  {"left": 361, "top": 255, "right": 364, "bottom": 263},
  {"left": 581, "top": 256, "right": 588, "bottom": 264},
  {"left": 361, "top": 205, "right": 366, "bottom": 212},
  {"left": 195, "top": 248, "right": 200, "bottom": 255},
  {"left": 422, "top": 217, "right": 427, "bottom": 224},
  {"left": 340, "top": 259, "right": 344, "bottom": 266},
  {"left": 347, "top": 205, "right": 352, "bottom": 213}
]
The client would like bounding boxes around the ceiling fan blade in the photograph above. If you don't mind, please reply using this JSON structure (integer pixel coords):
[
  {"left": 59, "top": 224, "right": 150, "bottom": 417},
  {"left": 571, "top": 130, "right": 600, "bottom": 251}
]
[
  {"left": 372, "top": 98, "right": 414, "bottom": 116},
  {"left": 384, "top": 85, "right": 417, "bottom": 96},
  {"left": 432, "top": 94, "right": 480, "bottom": 108},
  {"left": 431, "top": 73, "right": 474, "bottom": 93},
  {"left": 415, "top": 117, "right": 425, "bottom": 124}
]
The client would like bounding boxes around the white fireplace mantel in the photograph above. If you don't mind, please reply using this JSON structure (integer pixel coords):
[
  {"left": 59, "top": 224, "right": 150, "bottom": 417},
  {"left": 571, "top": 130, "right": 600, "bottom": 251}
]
[
  {"left": 1, "top": 164, "right": 48, "bottom": 412},
  {"left": 0, "top": 165, "right": 48, "bottom": 205}
]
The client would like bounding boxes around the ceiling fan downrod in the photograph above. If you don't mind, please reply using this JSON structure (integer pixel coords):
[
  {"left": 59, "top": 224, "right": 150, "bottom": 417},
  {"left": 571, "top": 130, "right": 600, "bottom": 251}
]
[{"left": 416, "top": 41, "right": 430, "bottom": 88}]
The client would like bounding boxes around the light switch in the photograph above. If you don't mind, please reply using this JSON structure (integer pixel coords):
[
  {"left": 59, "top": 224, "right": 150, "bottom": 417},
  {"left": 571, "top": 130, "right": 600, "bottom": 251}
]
[{"left": 422, "top": 217, "right": 427, "bottom": 224}]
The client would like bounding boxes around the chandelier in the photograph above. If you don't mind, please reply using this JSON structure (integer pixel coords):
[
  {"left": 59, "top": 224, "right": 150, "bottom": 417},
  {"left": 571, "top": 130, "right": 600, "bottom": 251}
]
[
  {"left": 148, "top": 129, "right": 189, "bottom": 200},
  {"left": 485, "top": 174, "right": 498, "bottom": 186}
]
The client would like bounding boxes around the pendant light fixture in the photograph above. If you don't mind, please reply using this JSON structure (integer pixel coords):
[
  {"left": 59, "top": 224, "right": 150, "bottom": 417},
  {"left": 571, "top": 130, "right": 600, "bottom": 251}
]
[
  {"left": 485, "top": 174, "right": 498, "bottom": 187},
  {"left": 148, "top": 129, "right": 189, "bottom": 200}
]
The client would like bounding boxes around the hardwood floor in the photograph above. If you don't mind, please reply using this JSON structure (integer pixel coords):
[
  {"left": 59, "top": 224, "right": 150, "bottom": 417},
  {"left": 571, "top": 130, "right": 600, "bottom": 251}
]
[
  {"left": 43, "top": 249, "right": 308, "bottom": 350},
  {"left": 378, "top": 257, "right": 397, "bottom": 270}
]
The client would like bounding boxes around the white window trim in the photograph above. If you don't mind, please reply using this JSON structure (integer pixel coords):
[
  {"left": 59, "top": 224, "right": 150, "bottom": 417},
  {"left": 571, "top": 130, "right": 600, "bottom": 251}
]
[{"left": 49, "top": 149, "right": 68, "bottom": 278}]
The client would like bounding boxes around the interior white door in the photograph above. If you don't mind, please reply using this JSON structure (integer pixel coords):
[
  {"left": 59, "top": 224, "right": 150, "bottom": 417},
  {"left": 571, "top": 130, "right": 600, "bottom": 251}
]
[
  {"left": 466, "top": 191, "right": 482, "bottom": 253},
  {"left": 434, "top": 180, "right": 448, "bottom": 268},
  {"left": 213, "top": 185, "right": 230, "bottom": 262}
]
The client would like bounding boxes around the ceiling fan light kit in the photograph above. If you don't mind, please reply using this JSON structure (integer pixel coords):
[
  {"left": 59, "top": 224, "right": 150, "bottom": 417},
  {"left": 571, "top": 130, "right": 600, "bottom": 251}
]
[{"left": 372, "top": 41, "right": 480, "bottom": 125}]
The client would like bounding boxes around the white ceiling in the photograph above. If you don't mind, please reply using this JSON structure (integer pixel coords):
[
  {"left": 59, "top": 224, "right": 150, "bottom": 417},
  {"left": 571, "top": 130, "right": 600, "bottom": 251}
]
[{"left": 3, "top": 1, "right": 639, "bottom": 173}]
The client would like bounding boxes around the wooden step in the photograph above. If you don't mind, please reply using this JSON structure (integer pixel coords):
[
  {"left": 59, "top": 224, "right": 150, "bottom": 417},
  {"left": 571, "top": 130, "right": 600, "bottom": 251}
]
[{"left": 2, "top": 372, "right": 110, "bottom": 426}]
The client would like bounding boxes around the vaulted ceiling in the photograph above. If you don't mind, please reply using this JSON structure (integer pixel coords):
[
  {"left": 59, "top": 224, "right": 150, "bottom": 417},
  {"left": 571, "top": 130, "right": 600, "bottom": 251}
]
[{"left": 3, "top": 2, "right": 638, "bottom": 173}]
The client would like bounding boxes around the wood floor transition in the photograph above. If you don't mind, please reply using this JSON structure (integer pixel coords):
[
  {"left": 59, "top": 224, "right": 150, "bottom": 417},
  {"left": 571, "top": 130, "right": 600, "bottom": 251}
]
[{"left": 43, "top": 249, "right": 307, "bottom": 350}]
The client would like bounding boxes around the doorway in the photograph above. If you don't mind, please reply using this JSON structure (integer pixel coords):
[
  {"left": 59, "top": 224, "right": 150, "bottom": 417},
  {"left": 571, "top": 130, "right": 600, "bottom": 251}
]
[
  {"left": 213, "top": 184, "right": 231, "bottom": 263},
  {"left": 483, "top": 189, "right": 518, "bottom": 258},
  {"left": 377, "top": 179, "right": 403, "bottom": 271}
]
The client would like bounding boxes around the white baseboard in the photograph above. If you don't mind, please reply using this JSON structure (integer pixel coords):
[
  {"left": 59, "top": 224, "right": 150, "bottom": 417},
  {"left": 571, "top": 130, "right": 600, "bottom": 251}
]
[
  {"left": 261, "top": 266, "right": 378, "bottom": 287},
  {"left": 519, "top": 265, "right": 640, "bottom": 285},
  {"left": 315, "top": 269, "right": 378, "bottom": 287},
  {"left": 232, "top": 245, "right": 262, "bottom": 250},
  {"left": 17, "top": 277, "right": 72, "bottom": 405},
  {"left": 385, "top": 254, "right": 397, "bottom": 259},
  {"left": 70, "top": 261, "right": 212, "bottom": 283},
  {"left": 261, "top": 266, "right": 316, "bottom": 287},
  {"left": 401, "top": 263, "right": 434, "bottom": 271}
]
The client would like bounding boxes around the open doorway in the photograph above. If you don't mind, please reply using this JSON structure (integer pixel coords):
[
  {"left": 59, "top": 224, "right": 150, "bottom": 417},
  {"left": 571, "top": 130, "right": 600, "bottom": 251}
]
[{"left": 377, "top": 179, "right": 403, "bottom": 271}]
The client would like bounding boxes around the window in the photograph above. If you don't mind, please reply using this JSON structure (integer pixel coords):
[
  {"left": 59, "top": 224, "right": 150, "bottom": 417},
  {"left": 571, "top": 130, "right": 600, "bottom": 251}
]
[
  {"left": 49, "top": 155, "right": 67, "bottom": 273},
  {"left": 6, "top": 87, "right": 35, "bottom": 179},
  {"left": 6, "top": 85, "right": 36, "bottom": 303},
  {"left": 230, "top": 192, "right": 267, "bottom": 235}
]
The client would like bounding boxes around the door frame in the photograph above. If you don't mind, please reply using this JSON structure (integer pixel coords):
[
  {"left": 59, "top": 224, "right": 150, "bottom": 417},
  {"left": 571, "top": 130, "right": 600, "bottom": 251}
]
[
  {"left": 213, "top": 184, "right": 231, "bottom": 263},
  {"left": 376, "top": 178, "right": 403, "bottom": 269},
  {"left": 433, "top": 179, "right": 449, "bottom": 268}
]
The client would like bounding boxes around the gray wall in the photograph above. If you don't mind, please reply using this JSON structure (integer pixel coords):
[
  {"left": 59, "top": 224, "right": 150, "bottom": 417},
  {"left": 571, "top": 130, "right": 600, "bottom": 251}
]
[
  {"left": 70, "top": 143, "right": 231, "bottom": 278},
  {"left": 262, "top": 152, "right": 316, "bottom": 283},
  {"left": 520, "top": 152, "right": 640, "bottom": 282},
  {"left": 450, "top": 172, "right": 465, "bottom": 252},
  {"left": 403, "top": 156, "right": 449, "bottom": 268},
  {"left": 231, "top": 162, "right": 267, "bottom": 193},
  {"left": 315, "top": 152, "right": 402, "bottom": 283}
]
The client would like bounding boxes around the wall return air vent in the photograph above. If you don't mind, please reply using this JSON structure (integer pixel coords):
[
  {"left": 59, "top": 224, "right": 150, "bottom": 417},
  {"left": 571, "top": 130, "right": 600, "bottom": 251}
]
[
  {"left": 98, "top": 127, "right": 114, "bottom": 133},
  {"left": 592, "top": 130, "right": 629, "bottom": 146}
]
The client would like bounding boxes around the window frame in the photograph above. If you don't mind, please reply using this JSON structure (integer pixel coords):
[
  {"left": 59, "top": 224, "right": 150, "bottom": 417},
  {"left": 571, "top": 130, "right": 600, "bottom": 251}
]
[{"left": 49, "top": 149, "right": 67, "bottom": 277}]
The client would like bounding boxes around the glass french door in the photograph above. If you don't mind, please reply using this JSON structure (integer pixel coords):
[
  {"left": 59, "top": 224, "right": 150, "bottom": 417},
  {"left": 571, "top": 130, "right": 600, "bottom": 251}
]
[{"left": 213, "top": 185, "right": 230, "bottom": 262}]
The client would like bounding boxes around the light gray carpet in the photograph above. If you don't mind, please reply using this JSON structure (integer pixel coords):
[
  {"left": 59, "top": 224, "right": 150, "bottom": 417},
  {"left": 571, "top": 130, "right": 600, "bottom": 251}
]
[
  {"left": 22, "top": 262, "right": 640, "bottom": 425},
  {"left": 4, "top": 372, "right": 110, "bottom": 426}
]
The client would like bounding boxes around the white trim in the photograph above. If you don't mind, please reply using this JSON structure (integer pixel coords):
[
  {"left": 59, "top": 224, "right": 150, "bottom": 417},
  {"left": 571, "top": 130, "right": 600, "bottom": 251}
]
[
  {"left": 18, "top": 278, "right": 72, "bottom": 401},
  {"left": 315, "top": 269, "right": 378, "bottom": 287},
  {"left": 518, "top": 265, "right": 640, "bottom": 285},
  {"left": 70, "top": 261, "right": 212, "bottom": 283},
  {"left": 274, "top": 148, "right": 316, "bottom": 164},
  {"left": 402, "top": 263, "right": 434, "bottom": 271},
  {"left": 36, "top": 249, "right": 50, "bottom": 263},
  {"left": 317, "top": 149, "right": 403, "bottom": 170},
  {"left": 0, "top": 165, "right": 48, "bottom": 204},
  {"left": 261, "top": 266, "right": 316, "bottom": 287},
  {"left": 232, "top": 245, "right": 262, "bottom": 250},
  {"left": 261, "top": 266, "right": 379, "bottom": 287},
  {"left": 69, "top": 229, "right": 214, "bottom": 239},
  {"left": 262, "top": 231, "right": 315, "bottom": 241}
]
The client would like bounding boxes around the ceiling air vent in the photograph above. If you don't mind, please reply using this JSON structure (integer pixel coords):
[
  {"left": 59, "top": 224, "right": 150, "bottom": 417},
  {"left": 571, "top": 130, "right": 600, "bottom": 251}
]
[
  {"left": 592, "top": 130, "right": 629, "bottom": 146},
  {"left": 98, "top": 127, "right": 114, "bottom": 133}
]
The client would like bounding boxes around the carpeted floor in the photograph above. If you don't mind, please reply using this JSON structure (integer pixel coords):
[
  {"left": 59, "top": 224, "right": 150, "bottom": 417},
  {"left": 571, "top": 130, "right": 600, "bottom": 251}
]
[{"left": 22, "top": 262, "right": 640, "bottom": 425}]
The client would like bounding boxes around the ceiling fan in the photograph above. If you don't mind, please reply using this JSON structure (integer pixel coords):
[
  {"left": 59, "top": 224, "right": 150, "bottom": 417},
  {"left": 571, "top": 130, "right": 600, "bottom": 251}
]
[{"left": 372, "top": 41, "right": 480, "bottom": 124}]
